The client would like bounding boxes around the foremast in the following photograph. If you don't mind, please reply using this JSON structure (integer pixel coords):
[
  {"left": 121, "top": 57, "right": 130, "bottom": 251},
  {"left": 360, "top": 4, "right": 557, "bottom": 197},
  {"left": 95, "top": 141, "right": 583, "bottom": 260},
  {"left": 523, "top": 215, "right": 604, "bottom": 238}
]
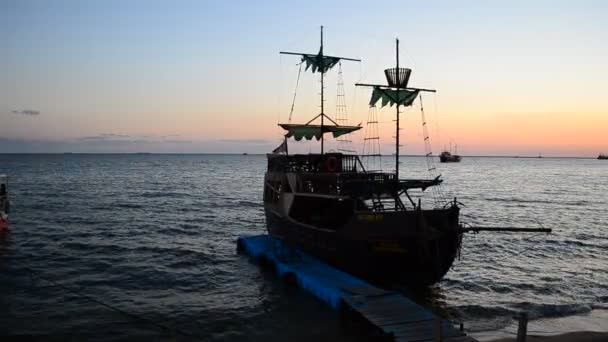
[
  {"left": 279, "top": 26, "right": 361, "bottom": 154},
  {"left": 320, "top": 27, "right": 325, "bottom": 153}
]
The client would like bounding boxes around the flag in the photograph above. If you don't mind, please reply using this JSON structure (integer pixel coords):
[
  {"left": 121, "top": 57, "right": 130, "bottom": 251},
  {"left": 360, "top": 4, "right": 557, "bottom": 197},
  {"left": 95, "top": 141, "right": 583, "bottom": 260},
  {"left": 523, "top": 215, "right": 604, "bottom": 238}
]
[{"left": 272, "top": 138, "right": 288, "bottom": 154}]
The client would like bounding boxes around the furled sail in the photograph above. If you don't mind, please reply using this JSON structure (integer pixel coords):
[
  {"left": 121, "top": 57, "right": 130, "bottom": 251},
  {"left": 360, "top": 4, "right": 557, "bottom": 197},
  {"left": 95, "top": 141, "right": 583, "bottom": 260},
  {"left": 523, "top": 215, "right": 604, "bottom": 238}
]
[
  {"left": 279, "top": 123, "right": 362, "bottom": 141},
  {"left": 369, "top": 87, "right": 419, "bottom": 108},
  {"left": 301, "top": 49, "right": 341, "bottom": 73}
]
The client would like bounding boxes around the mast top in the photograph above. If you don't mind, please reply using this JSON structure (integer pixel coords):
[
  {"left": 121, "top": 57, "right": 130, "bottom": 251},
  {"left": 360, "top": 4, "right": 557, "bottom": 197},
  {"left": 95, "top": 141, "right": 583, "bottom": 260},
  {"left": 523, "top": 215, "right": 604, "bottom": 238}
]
[
  {"left": 355, "top": 38, "right": 435, "bottom": 93},
  {"left": 280, "top": 26, "right": 360, "bottom": 74}
]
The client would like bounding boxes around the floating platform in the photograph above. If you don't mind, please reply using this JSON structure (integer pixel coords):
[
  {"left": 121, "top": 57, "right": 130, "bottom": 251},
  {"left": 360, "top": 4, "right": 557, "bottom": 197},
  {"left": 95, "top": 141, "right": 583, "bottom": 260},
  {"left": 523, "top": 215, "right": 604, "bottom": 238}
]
[{"left": 237, "top": 234, "right": 477, "bottom": 342}]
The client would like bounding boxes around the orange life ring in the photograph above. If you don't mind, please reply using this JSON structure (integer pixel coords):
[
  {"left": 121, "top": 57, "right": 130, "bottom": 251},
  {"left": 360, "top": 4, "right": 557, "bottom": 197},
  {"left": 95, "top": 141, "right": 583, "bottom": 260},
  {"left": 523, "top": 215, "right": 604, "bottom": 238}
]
[{"left": 326, "top": 156, "right": 338, "bottom": 172}]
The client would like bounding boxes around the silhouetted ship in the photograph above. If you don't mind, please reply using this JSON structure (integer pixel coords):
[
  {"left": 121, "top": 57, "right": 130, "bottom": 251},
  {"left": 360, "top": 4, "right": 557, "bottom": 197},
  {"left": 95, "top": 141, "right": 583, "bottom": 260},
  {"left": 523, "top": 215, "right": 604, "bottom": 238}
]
[
  {"left": 439, "top": 151, "right": 461, "bottom": 163},
  {"left": 264, "top": 28, "right": 463, "bottom": 287},
  {"left": 599, "top": 154, "right": 608, "bottom": 160},
  {"left": 439, "top": 143, "right": 461, "bottom": 163}
]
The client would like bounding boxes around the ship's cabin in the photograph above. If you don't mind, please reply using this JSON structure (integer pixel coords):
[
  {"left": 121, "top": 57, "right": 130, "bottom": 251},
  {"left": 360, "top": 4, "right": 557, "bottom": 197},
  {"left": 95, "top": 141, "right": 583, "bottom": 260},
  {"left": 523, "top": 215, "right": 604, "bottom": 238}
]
[
  {"left": 267, "top": 152, "right": 366, "bottom": 174},
  {"left": 265, "top": 153, "right": 442, "bottom": 216}
]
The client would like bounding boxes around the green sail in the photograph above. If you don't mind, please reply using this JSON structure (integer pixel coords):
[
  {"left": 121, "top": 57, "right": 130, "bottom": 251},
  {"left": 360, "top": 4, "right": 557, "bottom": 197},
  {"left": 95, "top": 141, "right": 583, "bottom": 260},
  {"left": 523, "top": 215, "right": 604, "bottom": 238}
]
[
  {"left": 279, "top": 124, "right": 362, "bottom": 141},
  {"left": 301, "top": 53, "right": 341, "bottom": 74},
  {"left": 369, "top": 87, "right": 419, "bottom": 107}
]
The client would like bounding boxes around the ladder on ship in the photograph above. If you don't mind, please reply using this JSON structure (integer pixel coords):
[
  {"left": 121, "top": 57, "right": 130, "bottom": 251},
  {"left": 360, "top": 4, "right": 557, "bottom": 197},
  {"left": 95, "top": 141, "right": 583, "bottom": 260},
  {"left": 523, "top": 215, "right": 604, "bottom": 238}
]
[
  {"left": 335, "top": 62, "right": 356, "bottom": 154},
  {"left": 362, "top": 106, "right": 382, "bottom": 171}
]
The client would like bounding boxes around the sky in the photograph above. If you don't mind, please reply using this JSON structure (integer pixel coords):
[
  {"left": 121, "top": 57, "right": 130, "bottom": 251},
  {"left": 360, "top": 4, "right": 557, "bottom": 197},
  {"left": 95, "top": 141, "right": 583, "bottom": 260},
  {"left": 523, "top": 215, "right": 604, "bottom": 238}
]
[{"left": 1, "top": 0, "right": 607, "bottom": 156}]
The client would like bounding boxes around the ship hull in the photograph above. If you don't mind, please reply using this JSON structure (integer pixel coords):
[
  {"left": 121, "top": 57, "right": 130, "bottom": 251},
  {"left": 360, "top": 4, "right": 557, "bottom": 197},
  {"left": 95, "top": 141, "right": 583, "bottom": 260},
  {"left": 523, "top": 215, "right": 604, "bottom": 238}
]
[
  {"left": 439, "top": 155, "right": 462, "bottom": 163},
  {"left": 264, "top": 206, "right": 461, "bottom": 287}
]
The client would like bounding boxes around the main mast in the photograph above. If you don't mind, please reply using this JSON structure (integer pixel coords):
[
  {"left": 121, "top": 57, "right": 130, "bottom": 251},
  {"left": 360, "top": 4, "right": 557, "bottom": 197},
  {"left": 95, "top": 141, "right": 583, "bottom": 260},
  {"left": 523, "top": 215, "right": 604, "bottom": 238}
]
[
  {"left": 320, "top": 26, "right": 325, "bottom": 154},
  {"left": 395, "top": 39, "right": 400, "bottom": 176},
  {"left": 356, "top": 39, "right": 437, "bottom": 179},
  {"left": 278, "top": 27, "right": 360, "bottom": 155}
]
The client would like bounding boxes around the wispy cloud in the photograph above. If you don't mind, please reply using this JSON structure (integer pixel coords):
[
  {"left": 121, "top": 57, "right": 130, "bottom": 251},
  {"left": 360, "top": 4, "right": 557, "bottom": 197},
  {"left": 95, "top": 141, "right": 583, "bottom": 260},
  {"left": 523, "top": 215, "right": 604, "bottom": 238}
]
[
  {"left": 77, "top": 133, "right": 132, "bottom": 141},
  {"left": 218, "top": 139, "right": 271, "bottom": 144},
  {"left": 0, "top": 136, "right": 271, "bottom": 153},
  {"left": 11, "top": 109, "right": 40, "bottom": 116},
  {"left": 74, "top": 133, "right": 192, "bottom": 145}
]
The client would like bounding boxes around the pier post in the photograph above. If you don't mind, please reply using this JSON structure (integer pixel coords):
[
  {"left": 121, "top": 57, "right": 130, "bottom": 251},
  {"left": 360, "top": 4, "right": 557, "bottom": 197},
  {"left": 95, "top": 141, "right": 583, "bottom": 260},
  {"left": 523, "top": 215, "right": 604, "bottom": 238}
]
[{"left": 516, "top": 312, "right": 528, "bottom": 342}]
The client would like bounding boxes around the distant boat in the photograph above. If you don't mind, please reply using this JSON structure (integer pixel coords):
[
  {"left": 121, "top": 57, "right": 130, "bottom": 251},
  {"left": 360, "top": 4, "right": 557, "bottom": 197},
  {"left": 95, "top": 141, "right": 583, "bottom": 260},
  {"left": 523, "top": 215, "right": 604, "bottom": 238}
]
[
  {"left": 242, "top": 153, "right": 248, "bottom": 155},
  {"left": 439, "top": 142, "right": 461, "bottom": 163},
  {"left": 598, "top": 153, "right": 608, "bottom": 160}
]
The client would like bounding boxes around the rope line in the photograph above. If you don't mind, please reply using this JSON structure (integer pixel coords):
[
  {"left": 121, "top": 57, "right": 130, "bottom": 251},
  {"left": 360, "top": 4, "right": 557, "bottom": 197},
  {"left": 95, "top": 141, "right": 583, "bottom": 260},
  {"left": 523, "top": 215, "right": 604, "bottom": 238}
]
[
  {"left": 21, "top": 266, "right": 194, "bottom": 338},
  {"left": 288, "top": 62, "right": 303, "bottom": 124},
  {"left": 419, "top": 94, "right": 448, "bottom": 207}
]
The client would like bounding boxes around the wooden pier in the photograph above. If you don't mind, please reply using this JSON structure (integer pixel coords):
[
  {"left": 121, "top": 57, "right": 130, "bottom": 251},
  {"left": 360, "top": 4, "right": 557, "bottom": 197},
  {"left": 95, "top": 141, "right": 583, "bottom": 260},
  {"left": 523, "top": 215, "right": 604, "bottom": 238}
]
[{"left": 237, "top": 234, "right": 478, "bottom": 342}]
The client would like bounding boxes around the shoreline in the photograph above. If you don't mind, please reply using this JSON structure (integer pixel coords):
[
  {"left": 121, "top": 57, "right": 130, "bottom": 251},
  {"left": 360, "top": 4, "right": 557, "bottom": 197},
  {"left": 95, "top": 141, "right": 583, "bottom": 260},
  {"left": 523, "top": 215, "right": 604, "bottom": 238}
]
[
  {"left": 472, "top": 309, "right": 608, "bottom": 342},
  {"left": 487, "top": 331, "right": 608, "bottom": 342}
]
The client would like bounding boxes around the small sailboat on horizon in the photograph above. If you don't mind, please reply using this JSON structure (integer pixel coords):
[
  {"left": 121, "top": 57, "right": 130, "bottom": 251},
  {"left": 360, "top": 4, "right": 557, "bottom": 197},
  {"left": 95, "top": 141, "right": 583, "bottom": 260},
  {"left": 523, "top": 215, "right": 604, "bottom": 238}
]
[{"left": 439, "top": 142, "right": 461, "bottom": 163}]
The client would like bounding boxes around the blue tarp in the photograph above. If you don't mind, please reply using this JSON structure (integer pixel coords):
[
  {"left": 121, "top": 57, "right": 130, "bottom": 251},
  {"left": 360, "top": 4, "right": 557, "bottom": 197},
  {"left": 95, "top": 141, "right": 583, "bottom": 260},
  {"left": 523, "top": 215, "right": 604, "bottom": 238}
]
[{"left": 238, "top": 235, "right": 369, "bottom": 309}]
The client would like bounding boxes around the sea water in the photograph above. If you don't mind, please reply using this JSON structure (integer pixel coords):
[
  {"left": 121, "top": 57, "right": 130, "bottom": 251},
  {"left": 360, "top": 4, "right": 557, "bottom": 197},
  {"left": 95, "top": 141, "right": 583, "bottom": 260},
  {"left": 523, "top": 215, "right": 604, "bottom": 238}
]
[{"left": 0, "top": 154, "right": 605, "bottom": 340}]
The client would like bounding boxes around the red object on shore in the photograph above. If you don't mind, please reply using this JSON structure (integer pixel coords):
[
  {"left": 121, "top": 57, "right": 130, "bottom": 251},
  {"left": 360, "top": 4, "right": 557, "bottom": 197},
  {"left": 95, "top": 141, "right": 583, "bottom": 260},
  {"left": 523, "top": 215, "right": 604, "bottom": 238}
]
[{"left": 0, "top": 218, "right": 8, "bottom": 231}]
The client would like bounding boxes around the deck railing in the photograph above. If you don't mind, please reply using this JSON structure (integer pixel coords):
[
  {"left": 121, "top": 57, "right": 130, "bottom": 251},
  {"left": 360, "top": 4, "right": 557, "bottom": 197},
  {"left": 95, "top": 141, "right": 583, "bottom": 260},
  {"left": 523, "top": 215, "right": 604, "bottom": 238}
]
[{"left": 268, "top": 153, "right": 365, "bottom": 173}]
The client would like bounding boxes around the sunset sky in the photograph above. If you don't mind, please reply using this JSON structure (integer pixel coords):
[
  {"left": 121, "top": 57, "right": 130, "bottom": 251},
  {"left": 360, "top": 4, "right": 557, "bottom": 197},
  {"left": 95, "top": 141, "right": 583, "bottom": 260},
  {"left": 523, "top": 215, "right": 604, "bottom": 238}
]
[{"left": 1, "top": 0, "right": 606, "bottom": 156}]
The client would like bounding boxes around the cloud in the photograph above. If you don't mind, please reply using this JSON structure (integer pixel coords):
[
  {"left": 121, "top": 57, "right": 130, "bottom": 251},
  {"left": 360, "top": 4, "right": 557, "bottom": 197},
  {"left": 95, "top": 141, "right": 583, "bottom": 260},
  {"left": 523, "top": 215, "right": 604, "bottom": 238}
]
[
  {"left": 11, "top": 109, "right": 40, "bottom": 116},
  {"left": 0, "top": 135, "right": 281, "bottom": 153},
  {"left": 77, "top": 133, "right": 133, "bottom": 141},
  {"left": 78, "top": 133, "right": 184, "bottom": 142},
  {"left": 218, "top": 139, "right": 271, "bottom": 144},
  {"left": 100, "top": 133, "right": 130, "bottom": 138}
]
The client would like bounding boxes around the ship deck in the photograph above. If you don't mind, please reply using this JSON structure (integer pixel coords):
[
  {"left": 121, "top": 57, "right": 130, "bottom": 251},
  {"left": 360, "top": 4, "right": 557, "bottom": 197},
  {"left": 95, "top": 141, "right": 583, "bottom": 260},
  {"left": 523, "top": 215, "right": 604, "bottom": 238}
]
[{"left": 237, "top": 234, "right": 477, "bottom": 341}]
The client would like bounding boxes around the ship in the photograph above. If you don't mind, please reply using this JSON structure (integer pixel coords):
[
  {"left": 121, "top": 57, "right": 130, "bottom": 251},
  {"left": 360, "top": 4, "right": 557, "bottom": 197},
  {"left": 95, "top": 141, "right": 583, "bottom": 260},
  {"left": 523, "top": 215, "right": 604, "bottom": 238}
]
[
  {"left": 263, "top": 28, "right": 463, "bottom": 287},
  {"left": 263, "top": 28, "right": 549, "bottom": 287},
  {"left": 598, "top": 154, "right": 607, "bottom": 160},
  {"left": 439, "top": 143, "right": 461, "bottom": 163}
]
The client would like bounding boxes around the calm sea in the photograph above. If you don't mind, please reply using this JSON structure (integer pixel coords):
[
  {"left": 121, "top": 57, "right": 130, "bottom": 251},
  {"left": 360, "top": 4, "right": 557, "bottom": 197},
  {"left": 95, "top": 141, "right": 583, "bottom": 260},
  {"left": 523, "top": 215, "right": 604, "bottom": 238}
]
[{"left": 0, "top": 154, "right": 606, "bottom": 340}]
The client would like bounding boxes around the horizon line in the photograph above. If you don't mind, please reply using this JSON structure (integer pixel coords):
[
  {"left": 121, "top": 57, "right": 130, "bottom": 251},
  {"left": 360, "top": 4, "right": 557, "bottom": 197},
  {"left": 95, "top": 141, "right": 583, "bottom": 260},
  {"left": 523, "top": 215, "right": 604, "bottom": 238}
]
[{"left": 0, "top": 152, "right": 602, "bottom": 159}]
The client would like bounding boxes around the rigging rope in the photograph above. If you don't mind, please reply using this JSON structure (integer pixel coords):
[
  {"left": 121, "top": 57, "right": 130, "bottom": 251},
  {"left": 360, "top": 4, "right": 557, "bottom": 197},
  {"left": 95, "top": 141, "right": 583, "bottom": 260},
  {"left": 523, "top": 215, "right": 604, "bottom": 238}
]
[
  {"left": 432, "top": 94, "right": 443, "bottom": 154},
  {"left": 336, "top": 62, "right": 355, "bottom": 153},
  {"left": 361, "top": 106, "right": 382, "bottom": 171},
  {"left": 288, "top": 62, "right": 303, "bottom": 124},
  {"left": 419, "top": 94, "right": 448, "bottom": 207},
  {"left": 20, "top": 265, "right": 195, "bottom": 338}
]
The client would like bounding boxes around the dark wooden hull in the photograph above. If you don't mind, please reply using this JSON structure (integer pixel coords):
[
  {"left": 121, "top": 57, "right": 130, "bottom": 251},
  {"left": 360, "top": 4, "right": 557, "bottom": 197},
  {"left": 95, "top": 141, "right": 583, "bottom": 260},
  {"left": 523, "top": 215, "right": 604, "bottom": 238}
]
[
  {"left": 264, "top": 206, "right": 462, "bottom": 287},
  {"left": 439, "top": 155, "right": 461, "bottom": 163}
]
